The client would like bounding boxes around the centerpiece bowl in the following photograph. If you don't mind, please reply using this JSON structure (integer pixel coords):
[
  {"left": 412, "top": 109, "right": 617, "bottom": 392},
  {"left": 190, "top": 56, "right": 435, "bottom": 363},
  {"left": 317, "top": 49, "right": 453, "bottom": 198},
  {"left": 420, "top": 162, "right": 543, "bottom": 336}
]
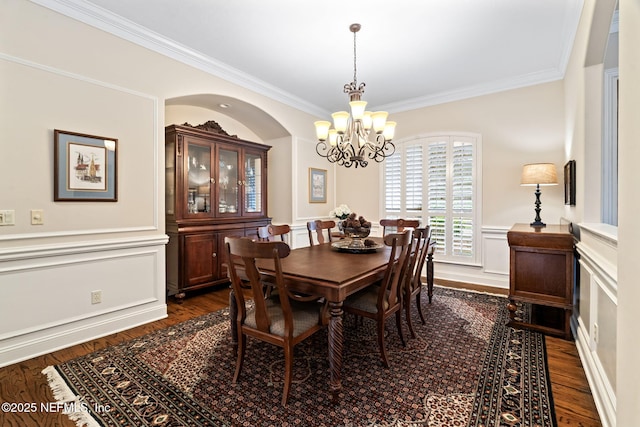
[
  {"left": 344, "top": 227, "right": 371, "bottom": 248},
  {"left": 344, "top": 227, "right": 371, "bottom": 239}
]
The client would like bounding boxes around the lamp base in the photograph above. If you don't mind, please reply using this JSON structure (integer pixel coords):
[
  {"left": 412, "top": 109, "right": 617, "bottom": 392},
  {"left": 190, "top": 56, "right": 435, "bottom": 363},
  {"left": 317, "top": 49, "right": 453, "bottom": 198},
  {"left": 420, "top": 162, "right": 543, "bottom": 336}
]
[{"left": 530, "top": 184, "right": 546, "bottom": 228}]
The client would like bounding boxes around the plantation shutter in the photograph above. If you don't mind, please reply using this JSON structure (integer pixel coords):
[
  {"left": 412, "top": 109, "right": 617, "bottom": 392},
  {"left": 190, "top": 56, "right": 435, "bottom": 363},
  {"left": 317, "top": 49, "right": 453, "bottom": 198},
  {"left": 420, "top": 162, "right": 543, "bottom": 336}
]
[
  {"left": 383, "top": 134, "right": 480, "bottom": 264},
  {"left": 405, "top": 145, "right": 422, "bottom": 212},
  {"left": 451, "top": 140, "right": 474, "bottom": 257},
  {"left": 427, "top": 141, "right": 447, "bottom": 255},
  {"left": 385, "top": 153, "right": 401, "bottom": 212}
]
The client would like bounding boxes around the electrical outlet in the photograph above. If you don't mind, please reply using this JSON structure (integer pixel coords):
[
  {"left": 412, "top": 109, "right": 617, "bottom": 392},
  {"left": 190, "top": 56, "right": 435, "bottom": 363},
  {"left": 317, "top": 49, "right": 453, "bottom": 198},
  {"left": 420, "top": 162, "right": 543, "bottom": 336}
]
[
  {"left": 593, "top": 323, "right": 599, "bottom": 344},
  {"left": 91, "top": 290, "right": 102, "bottom": 304}
]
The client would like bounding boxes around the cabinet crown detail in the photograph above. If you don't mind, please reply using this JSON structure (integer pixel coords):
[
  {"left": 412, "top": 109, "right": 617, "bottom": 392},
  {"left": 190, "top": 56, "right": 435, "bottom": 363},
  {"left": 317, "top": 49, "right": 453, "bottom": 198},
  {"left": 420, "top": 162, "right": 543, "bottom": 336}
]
[{"left": 182, "top": 120, "right": 235, "bottom": 137}]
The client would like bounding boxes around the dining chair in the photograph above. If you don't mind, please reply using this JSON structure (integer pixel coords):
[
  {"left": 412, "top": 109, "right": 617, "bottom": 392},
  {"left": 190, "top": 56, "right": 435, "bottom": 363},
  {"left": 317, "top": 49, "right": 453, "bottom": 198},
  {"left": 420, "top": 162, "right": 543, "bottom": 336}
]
[
  {"left": 225, "top": 237, "right": 327, "bottom": 406},
  {"left": 342, "top": 230, "right": 413, "bottom": 368},
  {"left": 307, "top": 220, "right": 336, "bottom": 245},
  {"left": 380, "top": 218, "right": 420, "bottom": 236},
  {"left": 257, "top": 224, "right": 291, "bottom": 241},
  {"left": 404, "top": 227, "right": 432, "bottom": 339}
]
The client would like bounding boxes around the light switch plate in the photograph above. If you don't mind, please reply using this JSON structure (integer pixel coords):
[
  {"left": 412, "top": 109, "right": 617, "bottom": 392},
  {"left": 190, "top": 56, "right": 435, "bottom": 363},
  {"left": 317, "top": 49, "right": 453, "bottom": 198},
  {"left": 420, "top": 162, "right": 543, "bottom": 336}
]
[
  {"left": 31, "top": 209, "right": 44, "bottom": 225},
  {"left": 0, "top": 210, "right": 15, "bottom": 226}
]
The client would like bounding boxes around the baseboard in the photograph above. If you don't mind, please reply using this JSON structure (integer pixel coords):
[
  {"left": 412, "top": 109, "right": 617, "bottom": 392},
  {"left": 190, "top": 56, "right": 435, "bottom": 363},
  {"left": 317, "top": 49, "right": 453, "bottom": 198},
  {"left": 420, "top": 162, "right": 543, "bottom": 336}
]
[
  {"left": 574, "top": 318, "right": 616, "bottom": 427},
  {"left": 0, "top": 303, "right": 167, "bottom": 368},
  {"left": 434, "top": 278, "right": 509, "bottom": 296}
]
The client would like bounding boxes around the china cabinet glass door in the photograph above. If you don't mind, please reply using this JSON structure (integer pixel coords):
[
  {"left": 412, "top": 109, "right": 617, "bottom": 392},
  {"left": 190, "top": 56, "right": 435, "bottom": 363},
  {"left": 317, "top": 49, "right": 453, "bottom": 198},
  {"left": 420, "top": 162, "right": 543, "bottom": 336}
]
[
  {"left": 244, "top": 152, "right": 264, "bottom": 215},
  {"left": 186, "top": 142, "right": 212, "bottom": 215},
  {"left": 218, "top": 147, "right": 239, "bottom": 215}
]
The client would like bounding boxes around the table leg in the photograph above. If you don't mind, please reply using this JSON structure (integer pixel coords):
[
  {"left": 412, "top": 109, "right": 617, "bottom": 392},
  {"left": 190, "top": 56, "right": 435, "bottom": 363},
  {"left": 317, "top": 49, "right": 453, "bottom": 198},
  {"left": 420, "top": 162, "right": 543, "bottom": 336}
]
[
  {"left": 229, "top": 289, "right": 238, "bottom": 357},
  {"left": 328, "top": 301, "right": 344, "bottom": 404},
  {"left": 426, "top": 250, "right": 434, "bottom": 303}
]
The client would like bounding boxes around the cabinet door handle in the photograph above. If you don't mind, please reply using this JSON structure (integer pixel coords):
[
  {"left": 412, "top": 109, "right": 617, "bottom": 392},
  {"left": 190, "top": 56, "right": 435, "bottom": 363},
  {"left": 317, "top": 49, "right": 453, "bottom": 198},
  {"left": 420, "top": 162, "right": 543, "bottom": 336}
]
[
  {"left": 212, "top": 253, "right": 217, "bottom": 258},
  {"left": 210, "top": 178, "right": 215, "bottom": 184}
]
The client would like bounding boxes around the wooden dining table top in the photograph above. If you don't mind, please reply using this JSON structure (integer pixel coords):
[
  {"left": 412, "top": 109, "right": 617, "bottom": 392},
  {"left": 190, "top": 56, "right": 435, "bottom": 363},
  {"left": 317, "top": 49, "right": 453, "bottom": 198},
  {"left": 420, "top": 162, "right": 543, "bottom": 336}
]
[{"left": 253, "top": 238, "right": 391, "bottom": 302}]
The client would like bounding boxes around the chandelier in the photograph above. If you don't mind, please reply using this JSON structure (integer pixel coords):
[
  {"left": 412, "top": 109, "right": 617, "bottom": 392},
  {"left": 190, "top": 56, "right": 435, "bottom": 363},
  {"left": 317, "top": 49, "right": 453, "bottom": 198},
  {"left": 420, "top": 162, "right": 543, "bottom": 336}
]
[{"left": 314, "top": 24, "right": 396, "bottom": 168}]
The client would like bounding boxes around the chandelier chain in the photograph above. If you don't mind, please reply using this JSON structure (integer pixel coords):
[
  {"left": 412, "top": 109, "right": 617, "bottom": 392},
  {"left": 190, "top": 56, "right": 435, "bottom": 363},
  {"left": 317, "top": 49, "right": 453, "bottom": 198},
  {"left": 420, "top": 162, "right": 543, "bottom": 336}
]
[{"left": 353, "top": 28, "right": 358, "bottom": 87}]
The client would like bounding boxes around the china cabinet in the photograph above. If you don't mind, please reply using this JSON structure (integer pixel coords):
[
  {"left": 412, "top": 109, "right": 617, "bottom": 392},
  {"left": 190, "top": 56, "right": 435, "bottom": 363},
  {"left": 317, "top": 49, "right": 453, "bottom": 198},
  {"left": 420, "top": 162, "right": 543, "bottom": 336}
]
[{"left": 165, "top": 121, "right": 271, "bottom": 299}]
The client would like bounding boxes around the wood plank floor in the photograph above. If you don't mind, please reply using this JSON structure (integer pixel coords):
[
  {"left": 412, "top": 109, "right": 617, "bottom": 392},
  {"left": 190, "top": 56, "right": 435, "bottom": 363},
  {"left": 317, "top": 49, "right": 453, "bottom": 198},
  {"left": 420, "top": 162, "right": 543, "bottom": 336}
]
[{"left": 0, "top": 286, "right": 602, "bottom": 426}]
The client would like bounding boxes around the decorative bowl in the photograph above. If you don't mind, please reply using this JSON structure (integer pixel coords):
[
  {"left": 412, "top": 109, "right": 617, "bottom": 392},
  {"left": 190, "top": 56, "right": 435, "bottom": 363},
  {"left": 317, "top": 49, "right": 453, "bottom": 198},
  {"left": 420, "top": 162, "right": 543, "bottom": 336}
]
[{"left": 343, "top": 227, "right": 371, "bottom": 239}]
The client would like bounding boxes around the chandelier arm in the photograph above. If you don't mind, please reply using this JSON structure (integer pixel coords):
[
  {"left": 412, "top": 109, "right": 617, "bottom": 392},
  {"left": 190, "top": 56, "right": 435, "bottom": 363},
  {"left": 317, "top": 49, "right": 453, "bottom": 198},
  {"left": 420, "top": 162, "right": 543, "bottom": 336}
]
[
  {"left": 366, "top": 136, "right": 396, "bottom": 163},
  {"left": 316, "top": 141, "right": 338, "bottom": 164}
]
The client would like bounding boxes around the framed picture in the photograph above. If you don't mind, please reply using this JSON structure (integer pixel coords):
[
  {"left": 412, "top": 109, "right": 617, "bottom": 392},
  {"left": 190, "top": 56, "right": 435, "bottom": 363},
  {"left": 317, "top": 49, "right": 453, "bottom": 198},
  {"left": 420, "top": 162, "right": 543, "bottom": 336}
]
[
  {"left": 54, "top": 129, "right": 118, "bottom": 202},
  {"left": 564, "top": 160, "right": 576, "bottom": 206},
  {"left": 309, "top": 168, "right": 327, "bottom": 203}
]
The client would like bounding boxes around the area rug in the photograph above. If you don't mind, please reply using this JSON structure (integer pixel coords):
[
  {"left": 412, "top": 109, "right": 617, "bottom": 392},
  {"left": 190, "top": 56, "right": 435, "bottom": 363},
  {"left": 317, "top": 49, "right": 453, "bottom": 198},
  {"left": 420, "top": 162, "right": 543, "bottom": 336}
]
[{"left": 43, "top": 287, "right": 556, "bottom": 426}]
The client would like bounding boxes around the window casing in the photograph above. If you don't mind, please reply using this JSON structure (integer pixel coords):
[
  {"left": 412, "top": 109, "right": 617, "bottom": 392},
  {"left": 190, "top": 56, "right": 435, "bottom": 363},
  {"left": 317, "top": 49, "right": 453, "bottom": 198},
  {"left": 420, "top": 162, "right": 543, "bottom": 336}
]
[
  {"left": 383, "top": 133, "right": 482, "bottom": 265},
  {"left": 602, "top": 68, "right": 618, "bottom": 226}
]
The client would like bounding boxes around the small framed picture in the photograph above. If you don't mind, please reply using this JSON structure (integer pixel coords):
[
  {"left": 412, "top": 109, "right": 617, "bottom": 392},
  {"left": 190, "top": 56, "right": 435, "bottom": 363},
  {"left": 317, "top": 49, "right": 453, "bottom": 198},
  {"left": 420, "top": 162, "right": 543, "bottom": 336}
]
[
  {"left": 309, "top": 168, "right": 327, "bottom": 203},
  {"left": 54, "top": 129, "right": 118, "bottom": 201},
  {"left": 564, "top": 160, "right": 576, "bottom": 206}
]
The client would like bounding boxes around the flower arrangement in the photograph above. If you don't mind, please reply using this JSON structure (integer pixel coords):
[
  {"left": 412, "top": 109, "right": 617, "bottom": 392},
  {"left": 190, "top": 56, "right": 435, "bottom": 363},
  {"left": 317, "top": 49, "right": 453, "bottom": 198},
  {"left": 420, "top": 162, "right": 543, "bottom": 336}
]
[{"left": 329, "top": 204, "right": 351, "bottom": 220}]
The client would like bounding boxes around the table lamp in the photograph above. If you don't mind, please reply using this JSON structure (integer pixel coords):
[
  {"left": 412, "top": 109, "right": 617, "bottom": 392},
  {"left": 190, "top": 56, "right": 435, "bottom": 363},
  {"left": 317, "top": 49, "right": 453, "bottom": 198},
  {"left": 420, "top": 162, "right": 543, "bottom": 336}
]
[{"left": 521, "top": 163, "right": 558, "bottom": 227}]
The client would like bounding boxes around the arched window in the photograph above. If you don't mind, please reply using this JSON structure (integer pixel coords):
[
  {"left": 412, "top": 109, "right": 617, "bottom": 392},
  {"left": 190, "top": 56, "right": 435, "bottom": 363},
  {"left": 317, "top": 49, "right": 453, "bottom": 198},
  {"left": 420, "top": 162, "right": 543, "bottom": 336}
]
[{"left": 383, "top": 133, "right": 482, "bottom": 265}]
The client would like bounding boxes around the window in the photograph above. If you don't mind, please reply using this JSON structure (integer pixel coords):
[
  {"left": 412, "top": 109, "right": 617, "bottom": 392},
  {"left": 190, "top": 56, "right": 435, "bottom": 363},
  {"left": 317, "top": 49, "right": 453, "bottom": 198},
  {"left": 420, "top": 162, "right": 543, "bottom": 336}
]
[
  {"left": 602, "top": 68, "right": 618, "bottom": 226},
  {"left": 383, "top": 133, "right": 481, "bottom": 264}
]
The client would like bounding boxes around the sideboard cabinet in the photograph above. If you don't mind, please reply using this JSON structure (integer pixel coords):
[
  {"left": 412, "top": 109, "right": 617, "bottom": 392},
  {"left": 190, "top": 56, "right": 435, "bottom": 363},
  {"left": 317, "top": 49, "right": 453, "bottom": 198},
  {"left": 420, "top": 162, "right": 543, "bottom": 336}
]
[
  {"left": 506, "top": 223, "right": 575, "bottom": 339},
  {"left": 165, "top": 122, "right": 271, "bottom": 299}
]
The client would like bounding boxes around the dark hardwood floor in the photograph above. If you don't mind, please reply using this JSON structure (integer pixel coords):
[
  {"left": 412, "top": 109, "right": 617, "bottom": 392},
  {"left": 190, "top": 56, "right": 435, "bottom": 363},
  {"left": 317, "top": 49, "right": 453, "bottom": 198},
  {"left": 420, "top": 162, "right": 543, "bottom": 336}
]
[{"left": 0, "top": 285, "right": 602, "bottom": 426}]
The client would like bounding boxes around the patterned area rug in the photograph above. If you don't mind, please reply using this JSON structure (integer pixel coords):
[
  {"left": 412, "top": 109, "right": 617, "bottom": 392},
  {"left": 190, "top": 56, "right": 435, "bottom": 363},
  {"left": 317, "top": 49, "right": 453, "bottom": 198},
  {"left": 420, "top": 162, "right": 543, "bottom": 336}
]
[{"left": 43, "top": 287, "right": 556, "bottom": 426}]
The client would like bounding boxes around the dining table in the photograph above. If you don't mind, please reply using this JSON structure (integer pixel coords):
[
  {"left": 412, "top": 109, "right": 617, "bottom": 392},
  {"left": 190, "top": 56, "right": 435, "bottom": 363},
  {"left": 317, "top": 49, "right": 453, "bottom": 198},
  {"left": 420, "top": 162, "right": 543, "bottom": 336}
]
[{"left": 229, "top": 237, "right": 394, "bottom": 403}]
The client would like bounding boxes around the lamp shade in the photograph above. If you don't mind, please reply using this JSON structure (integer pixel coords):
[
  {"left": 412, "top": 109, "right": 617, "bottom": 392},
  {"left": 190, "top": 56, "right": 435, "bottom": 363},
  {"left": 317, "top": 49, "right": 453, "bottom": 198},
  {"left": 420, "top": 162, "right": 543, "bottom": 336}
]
[
  {"left": 521, "top": 163, "right": 558, "bottom": 186},
  {"left": 314, "top": 121, "right": 331, "bottom": 141}
]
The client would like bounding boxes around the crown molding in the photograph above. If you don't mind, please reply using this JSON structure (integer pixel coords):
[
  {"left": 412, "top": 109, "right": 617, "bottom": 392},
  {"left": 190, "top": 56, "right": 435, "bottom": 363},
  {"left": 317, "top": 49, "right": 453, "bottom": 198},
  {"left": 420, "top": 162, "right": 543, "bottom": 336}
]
[
  {"left": 379, "top": 67, "right": 564, "bottom": 113},
  {"left": 31, "top": 0, "right": 584, "bottom": 118},
  {"left": 30, "top": 0, "right": 327, "bottom": 118}
]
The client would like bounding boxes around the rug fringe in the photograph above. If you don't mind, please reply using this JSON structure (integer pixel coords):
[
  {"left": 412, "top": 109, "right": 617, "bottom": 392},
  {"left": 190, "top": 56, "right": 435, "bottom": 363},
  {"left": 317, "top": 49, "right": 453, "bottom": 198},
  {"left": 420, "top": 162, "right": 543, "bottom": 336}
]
[{"left": 42, "top": 366, "right": 102, "bottom": 427}]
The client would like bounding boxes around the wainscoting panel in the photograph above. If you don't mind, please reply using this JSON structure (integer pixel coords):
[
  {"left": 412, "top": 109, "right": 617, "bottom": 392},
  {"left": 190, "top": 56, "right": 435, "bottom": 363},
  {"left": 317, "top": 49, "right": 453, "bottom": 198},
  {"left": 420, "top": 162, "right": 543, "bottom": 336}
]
[
  {"left": 481, "top": 227, "right": 510, "bottom": 275},
  {"left": 574, "top": 223, "right": 618, "bottom": 427},
  {"left": 0, "top": 235, "right": 168, "bottom": 368},
  {"left": 431, "top": 227, "right": 509, "bottom": 289}
]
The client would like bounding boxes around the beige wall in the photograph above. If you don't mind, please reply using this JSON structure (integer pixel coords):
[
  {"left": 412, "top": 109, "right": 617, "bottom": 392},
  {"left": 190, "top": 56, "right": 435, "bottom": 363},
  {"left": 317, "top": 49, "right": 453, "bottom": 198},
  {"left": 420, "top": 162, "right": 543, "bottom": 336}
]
[
  {"left": 617, "top": 0, "right": 640, "bottom": 424},
  {"left": 337, "top": 81, "right": 567, "bottom": 229},
  {"left": 4, "top": 6, "right": 638, "bottom": 423},
  {"left": 0, "top": 0, "right": 322, "bottom": 365},
  {"left": 165, "top": 105, "right": 263, "bottom": 142}
]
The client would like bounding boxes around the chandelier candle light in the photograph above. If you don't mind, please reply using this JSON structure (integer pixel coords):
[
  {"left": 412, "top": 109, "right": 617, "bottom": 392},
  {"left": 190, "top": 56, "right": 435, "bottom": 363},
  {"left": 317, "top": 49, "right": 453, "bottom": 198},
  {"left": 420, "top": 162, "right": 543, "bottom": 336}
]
[
  {"left": 521, "top": 163, "right": 558, "bottom": 227},
  {"left": 314, "top": 24, "right": 396, "bottom": 168}
]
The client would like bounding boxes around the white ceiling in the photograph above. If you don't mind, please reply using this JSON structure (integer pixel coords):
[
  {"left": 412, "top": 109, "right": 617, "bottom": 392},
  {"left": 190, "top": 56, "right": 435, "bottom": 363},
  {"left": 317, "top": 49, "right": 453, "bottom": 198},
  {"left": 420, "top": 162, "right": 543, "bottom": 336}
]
[{"left": 39, "top": 0, "right": 584, "bottom": 117}]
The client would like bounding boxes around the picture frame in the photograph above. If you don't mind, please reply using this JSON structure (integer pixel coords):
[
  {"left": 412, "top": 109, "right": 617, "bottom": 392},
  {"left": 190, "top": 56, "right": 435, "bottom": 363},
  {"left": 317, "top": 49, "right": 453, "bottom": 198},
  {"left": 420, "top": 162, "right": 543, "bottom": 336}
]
[
  {"left": 54, "top": 129, "right": 118, "bottom": 202},
  {"left": 564, "top": 160, "right": 576, "bottom": 206},
  {"left": 309, "top": 168, "right": 327, "bottom": 203}
]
